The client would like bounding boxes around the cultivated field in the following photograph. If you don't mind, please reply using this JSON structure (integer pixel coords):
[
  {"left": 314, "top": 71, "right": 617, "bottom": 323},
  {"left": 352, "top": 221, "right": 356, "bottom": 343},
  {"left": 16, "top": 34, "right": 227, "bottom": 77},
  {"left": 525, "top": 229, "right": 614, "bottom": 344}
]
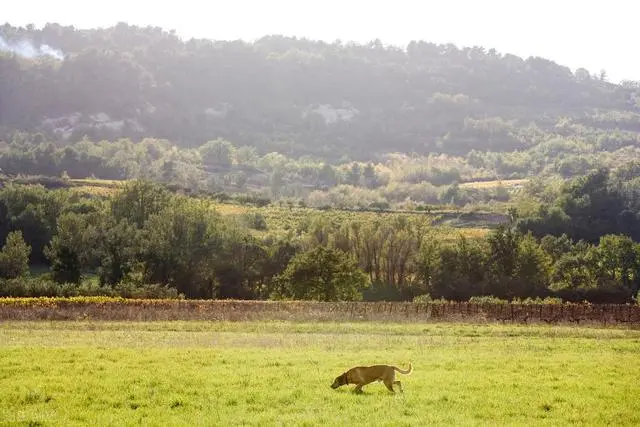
[
  {"left": 63, "top": 178, "right": 503, "bottom": 240},
  {"left": 1, "top": 320, "right": 639, "bottom": 426},
  {"left": 459, "top": 178, "right": 529, "bottom": 189}
]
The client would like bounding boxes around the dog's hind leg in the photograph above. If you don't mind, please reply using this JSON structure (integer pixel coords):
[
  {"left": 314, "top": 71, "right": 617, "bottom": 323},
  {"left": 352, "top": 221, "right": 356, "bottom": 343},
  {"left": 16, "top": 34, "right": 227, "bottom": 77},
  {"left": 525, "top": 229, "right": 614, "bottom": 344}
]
[
  {"left": 383, "top": 380, "right": 396, "bottom": 393},
  {"left": 393, "top": 380, "right": 403, "bottom": 393}
]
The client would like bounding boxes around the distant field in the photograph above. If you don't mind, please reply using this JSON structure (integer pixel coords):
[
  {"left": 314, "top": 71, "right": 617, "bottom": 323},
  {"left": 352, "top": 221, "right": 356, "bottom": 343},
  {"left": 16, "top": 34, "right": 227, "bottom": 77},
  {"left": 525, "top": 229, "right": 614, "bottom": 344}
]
[
  {"left": 69, "top": 185, "right": 121, "bottom": 197},
  {"left": 69, "top": 178, "right": 127, "bottom": 188},
  {"left": 68, "top": 178, "right": 127, "bottom": 197},
  {"left": 459, "top": 179, "right": 529, "bottom": 189},
  {"left": 0, "top": 320, "right": 638, "bottom": 426},
  {"left": 61, "top": 178, "right": 504, "bottom": 238}
]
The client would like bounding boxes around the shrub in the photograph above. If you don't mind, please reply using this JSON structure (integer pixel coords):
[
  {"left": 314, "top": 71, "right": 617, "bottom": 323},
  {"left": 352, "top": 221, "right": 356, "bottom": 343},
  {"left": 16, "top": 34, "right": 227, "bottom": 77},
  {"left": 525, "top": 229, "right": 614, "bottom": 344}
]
[
  {"left": 242, "top": 212, "right": 268, "bottom": 230},
  {"left": 468, "top": 295, "right": 508, "bottom": 304},
  {"left": 412, "top": 294, "right": 433, "bottom": 303},
  {"left": 113, "top": 282, "right": 183, "bottom": 299}
]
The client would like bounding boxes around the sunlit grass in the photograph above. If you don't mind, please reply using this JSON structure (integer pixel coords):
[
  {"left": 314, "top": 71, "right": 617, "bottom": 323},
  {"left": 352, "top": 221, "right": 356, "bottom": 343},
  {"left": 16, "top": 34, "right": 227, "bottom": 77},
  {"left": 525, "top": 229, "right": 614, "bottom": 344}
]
[
  {"left": 69, "top": 185, "right": 120, "bottom": 197},
  {"left": 69, "top": 178, "right": 127, "bottom": 188},
  {"left": 459, "top": 179, "right": 529, "bottom": 189},
  {"left": 0, "top": 321, "right": 638, "bottom": 426},
  {"left": 211, "top": 203, "right": 251, "bottom": 215}
]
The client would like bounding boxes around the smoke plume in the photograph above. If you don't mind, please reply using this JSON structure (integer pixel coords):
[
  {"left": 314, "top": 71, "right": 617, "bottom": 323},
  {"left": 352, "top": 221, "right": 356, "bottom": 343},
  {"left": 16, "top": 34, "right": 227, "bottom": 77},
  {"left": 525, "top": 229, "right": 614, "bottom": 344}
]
[{"left": 0, "top": 35, "right": 64, "bottom": 60}]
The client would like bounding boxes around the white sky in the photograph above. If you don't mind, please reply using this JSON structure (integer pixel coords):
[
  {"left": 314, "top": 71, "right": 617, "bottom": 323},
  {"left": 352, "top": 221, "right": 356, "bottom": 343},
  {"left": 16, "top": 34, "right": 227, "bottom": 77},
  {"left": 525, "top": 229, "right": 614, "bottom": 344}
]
[{"left": 3, "top": 0, "right": 639, "bottom": 83}]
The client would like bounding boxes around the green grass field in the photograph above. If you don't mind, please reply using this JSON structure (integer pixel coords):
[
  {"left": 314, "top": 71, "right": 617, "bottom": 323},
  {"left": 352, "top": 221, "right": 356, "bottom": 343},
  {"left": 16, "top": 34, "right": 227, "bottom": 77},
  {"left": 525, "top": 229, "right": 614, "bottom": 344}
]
[{"left": 1, "top": 321, "right": 638, "bottom": 426}]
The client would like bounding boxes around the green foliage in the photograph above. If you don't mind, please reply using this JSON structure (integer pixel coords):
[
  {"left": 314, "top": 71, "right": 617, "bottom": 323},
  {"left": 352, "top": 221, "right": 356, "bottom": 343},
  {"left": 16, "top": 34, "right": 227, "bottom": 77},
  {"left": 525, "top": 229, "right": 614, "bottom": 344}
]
[
  {"left": 0, "top": 23, "right": 639, "bottom": 209},
  {"left": 242, "top": 212, "right": 268, "bottom": 230},
  {"left": 412, "top": 293, "right": 433, "bottom": 303},
  {"left": 93, "top": 217, "right": 141, "bottom": 286},
  {"left": 517, "top": 168, "right": 640, "bottom": 243},
  {"left": 0, "top": 231, "right": 31, "bottom": 279},
  {"left": 0, "top": 277, "right": 182, "bottom": 298},
  {"left": 50, "top": 246, "right": 81, "bottom": 284},
  {"left": 141, "top": 199, "right": 227, "bottom": 298},
  {"left": 110, "top": 180, "right": 172, "bottom": 228},
  {"left": 274, "top": 246, "right": 369, "bottom": 301},
  {"left": 468, "top": 295, "right": 508, "bottom": 304},
  {"left": 2, "top": 23, "right": 640, "bottom": 303},
  {"left": 45, "top": 212, "right": 90, "bottom": 284},
  {"left": 200, "top": 139, "right": 235, "bottom": 168},
  {"left": 1, "top": 178, "right": 640, "bottom": 303}
]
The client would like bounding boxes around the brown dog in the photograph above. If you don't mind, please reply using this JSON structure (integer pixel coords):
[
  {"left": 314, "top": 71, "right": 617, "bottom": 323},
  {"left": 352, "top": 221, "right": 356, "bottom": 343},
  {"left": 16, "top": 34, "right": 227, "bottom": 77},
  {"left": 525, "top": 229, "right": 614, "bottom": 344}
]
[{"left": 330, "top": 363, "right": 413, "bottom": 393}]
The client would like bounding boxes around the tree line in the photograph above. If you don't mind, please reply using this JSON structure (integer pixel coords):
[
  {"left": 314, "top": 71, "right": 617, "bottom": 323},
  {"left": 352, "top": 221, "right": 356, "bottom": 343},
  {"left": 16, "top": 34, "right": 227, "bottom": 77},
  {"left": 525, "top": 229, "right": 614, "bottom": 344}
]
[
  {"left": 5, "top": 131, "right": 640, "bottom": 212},
  {"left": 1, "top": 172, "right": 639, "bottom": 303}
]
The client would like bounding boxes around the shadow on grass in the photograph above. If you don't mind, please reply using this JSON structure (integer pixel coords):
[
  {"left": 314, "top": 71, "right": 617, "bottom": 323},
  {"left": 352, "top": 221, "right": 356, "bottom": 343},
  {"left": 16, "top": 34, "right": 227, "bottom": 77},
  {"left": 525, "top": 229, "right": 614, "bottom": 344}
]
[{"left": 329, "top": 387, "right": 401, "bottom": 398}]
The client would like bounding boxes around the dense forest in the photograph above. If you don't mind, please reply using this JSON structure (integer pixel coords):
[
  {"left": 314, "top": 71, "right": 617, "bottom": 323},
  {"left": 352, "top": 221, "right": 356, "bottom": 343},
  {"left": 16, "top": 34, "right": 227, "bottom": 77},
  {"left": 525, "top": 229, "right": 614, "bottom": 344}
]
[{"left": 2, "top": 23, "right": 640, "bottom": 303}]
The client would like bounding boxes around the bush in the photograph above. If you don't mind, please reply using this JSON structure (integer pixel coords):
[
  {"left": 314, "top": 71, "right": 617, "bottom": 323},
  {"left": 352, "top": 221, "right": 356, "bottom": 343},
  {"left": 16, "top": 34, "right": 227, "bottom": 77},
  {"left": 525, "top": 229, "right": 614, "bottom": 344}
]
[
  {"left": 412, "top": 294, "right": 433, "bottom": 303},
  {"left": 468, "top": 295, "right": 508, "bottom": 304},
  {"left": 0, "top": 277, "right": 183, "bottom": 299},
  {"left": 242, "top": 212, "right": 268, "bottom": 230},
  {"left": 513, "top": 296, "right": 564, "bottom": 305},
  {"left": 362, "top": 282, "right": 405, "bottom": 302},
  {"left": 553, "top": 285, "right": 632, "bottom": 304},
  {"left": 12, "top": 175, "right": 70, "bottom": 189},
  {"left": 114, "top": 282, "right": 183, "bottom": 299}
]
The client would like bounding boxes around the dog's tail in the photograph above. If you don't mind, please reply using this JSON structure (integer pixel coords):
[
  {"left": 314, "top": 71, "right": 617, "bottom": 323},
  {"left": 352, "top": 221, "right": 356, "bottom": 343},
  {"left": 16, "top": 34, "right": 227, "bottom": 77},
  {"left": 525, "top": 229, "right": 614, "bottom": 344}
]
[{"left": 394, "top": 363, "right": 413, "bottom": 375}]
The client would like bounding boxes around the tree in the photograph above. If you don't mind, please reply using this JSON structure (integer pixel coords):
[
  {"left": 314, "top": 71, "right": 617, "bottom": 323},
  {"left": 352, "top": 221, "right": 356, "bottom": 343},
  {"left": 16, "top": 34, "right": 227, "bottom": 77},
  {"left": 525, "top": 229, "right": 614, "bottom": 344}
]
[
  {"left": 160, "top": 159, "right": 177, "bottom": 182},
  {"left": 215, "top": 232, "right": 269, "bottom": 299},
  {"left": 0, "top": 231, "right": 31, "bottom": 279},
  {"left": 110, "top": 180, "right": 172, "bottom": 228},
  {"left": 318, "top": 164, "right": 337, "bottom": 187},
  {"left": 45, "top": 212, "right": 91, "bottom": 284},
  {"left": 141, "top": 198, "right": 226, "bottom": 298},
  {"left": 575, "top": 68, "right": 591, "bottom": 82},
  {"left": 599, "top": 69, "right": 607, "bottom": 81},
  {"left": 270, "top": 170, "right": 285, "bottom": 199},
  {"left": 200, "top": 139, "right": 235, "bottom": 168},
  {"left": 50, "top": 245, "right": 81, "bottom": 284},
  {"left": 91, "top": 217, "right": 141, "bottom": 286},
  {"left": 427, "top": 235, "right": 486, "bottom": 300},
  {"left": 593, "top": 234, "right": 639, "bottom": 294},
  {"left": 362, "top": 163, "right": 378, "bottom": 188},
  {"left": 274, "top": 246, "right": 369, "bottom": 301},
  {"left": 514, "top": 233, "right": 552, "bottom": 296},
  {"left": 346, "top": 163, "right": 361, "bottom": 186},
  {"left": 487, "top": 225, "right": 520, "bottom": 279}
]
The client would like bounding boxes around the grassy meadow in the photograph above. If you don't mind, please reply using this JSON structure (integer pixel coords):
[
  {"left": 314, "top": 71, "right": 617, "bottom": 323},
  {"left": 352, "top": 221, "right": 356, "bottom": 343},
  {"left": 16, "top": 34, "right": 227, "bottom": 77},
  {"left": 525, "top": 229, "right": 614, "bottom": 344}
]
[{"left": 1, "top": 320, "right": 639, "bottom": 426}]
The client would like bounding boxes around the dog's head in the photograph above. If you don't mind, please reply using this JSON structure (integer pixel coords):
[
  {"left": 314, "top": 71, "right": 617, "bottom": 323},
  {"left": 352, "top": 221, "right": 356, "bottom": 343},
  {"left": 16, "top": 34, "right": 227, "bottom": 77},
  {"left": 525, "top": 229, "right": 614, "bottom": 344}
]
[{"left": 330, "top": 372, "right": 348, "bottom": 389}]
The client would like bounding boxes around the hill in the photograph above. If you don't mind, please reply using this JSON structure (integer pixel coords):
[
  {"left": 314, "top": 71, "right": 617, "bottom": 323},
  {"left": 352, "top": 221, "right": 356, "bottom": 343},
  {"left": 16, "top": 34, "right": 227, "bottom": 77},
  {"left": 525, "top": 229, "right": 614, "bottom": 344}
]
[{"left": 1, "top": 22, "right": 640, "bottom": 207}]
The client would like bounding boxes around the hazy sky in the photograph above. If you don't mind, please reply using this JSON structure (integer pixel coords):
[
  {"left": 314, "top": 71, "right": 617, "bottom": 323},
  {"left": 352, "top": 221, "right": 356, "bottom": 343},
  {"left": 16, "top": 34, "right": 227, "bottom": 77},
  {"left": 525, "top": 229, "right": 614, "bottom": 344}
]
[{"left": 4, "top": 0, "right": 638, "bottom": 83}]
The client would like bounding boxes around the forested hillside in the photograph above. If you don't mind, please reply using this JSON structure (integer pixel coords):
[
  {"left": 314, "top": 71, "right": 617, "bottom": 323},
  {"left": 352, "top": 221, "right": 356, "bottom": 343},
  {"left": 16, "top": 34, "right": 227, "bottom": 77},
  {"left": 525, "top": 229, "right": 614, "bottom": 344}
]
[
  {"left": 2, "top": 22, "right": 639, "bottom": 155},
  {"left": 2, "top": 22, "right": 640, "bottom": 207},
  {"left": 3, "top": 23, "right": 640, "bottom": 303}
]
